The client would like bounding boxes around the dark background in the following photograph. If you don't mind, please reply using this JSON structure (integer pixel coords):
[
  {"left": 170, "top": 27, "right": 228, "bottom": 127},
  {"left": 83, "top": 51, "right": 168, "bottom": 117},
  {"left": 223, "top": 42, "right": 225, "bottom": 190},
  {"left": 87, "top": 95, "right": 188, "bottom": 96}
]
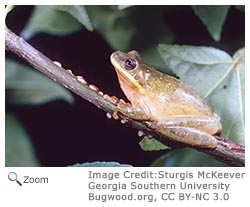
[{"left": 6, "top": 6, "right": 245, "bottom": 166}]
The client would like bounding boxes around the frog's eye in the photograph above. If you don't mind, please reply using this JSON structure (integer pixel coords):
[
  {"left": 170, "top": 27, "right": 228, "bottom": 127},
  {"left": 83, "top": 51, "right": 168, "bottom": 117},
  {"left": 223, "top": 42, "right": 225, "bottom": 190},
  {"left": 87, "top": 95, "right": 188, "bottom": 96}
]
[{"left": 124, "top": 58, "right": 137, "bottom": 71}]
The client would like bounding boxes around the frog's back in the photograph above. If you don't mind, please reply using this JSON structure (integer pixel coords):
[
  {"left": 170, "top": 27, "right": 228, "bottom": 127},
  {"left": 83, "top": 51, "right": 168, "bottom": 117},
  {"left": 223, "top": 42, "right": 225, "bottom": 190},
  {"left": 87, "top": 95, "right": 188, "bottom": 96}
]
[{"left": 145, "top": 69, "right": 214, "bottom": 119}]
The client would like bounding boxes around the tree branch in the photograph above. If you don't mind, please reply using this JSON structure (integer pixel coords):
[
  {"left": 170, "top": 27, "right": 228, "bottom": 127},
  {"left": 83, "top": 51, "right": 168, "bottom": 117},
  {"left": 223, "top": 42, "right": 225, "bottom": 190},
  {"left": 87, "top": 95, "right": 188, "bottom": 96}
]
[{"left": 5, "top": 30, "right": 245, "bottom": 167}]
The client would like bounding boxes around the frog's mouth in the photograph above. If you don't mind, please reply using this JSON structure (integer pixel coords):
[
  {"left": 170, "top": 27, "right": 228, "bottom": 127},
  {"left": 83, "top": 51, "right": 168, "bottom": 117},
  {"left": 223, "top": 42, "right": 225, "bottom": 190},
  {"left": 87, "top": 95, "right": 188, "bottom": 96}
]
[{"left": 110, "top": 53, "right": 145, "bottom": 95}]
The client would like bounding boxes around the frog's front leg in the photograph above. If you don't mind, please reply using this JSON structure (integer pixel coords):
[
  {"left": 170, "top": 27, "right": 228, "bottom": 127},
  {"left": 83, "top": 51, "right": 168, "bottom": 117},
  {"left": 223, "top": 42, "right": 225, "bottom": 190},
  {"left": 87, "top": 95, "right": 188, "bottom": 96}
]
[
  {"left": 114, "top": 99, "right": 151, "bottom": 120},
  {"left": 146, "top": 116, "right": 221, "bottom": 149}
]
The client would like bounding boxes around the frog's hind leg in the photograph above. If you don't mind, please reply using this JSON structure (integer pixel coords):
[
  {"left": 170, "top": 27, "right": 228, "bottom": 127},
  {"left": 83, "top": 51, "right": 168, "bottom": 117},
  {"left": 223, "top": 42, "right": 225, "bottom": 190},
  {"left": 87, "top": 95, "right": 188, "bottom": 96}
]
[
  {"left": 146, "top": 122, "right": 218, "bottom": 148},
  {"left": 148, "top": 115, "right": 222, "bottom": 135},
  {"left": 164, "top": 126, "right": 217, "bottom": 148}
]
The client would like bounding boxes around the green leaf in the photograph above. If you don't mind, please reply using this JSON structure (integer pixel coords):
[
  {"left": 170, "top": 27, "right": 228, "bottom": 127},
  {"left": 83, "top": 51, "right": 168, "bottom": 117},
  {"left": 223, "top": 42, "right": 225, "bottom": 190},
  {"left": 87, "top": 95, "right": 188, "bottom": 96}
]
[
  {"left": 6, "top": 113, "right": 40, "bottom": 167},
  {"left": 139, "top": 136, "right": 170, "bottom": 151},
  {"left": 192, "top": 5, "right": 230, "bottom": 41},
  {"left": 117, "top": 5, "right": 133, "bottom": 10},
  {"left": 53, "top": 5, "right": 93, "bottom": 31},
  {"left": 70, "top": 162, "right": 132, "bottom": 167},
  {"left": 151, "top": 148, "right": 228, "bottom": 167},
  {"left": 6, "top": 59, "right": 74, "bottom": 105},
  {"left": 21, "top": 5, "right": 81, "bottom": 39},
  {"left": 86, "top": 6, "right": 135, "bottom": 51},
  {"left": 158, "top": 44, "right": 232, "bottom": 97},
  {"left": 158, "top": 44, "right": 245, "bottom": 145}
]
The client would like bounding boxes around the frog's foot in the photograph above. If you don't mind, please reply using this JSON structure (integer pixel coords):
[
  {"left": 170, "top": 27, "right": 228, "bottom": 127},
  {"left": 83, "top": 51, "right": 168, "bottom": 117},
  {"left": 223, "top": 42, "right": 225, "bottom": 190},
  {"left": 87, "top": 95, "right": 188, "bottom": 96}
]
[
  {"left": 112, "top": 99, "right": 131, "bottom": 119},
  {"left": 146, "top": 122, "right": 217, "bottom": 149},
  {"left": 112, "top": 109, "right": 119, "bottom": 120}
]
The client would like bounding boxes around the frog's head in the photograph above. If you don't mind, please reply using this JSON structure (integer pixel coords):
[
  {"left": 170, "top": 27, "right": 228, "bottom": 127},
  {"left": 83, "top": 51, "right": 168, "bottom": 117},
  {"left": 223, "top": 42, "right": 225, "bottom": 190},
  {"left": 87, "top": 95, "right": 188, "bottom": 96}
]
[{"left": 110, "top": 50, "right": 146, "bottom": 95}]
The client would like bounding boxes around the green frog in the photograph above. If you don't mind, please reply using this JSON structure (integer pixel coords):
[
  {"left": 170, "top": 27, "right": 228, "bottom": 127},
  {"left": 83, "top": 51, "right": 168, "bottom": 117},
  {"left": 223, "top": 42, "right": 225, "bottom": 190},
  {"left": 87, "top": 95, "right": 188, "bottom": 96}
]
[{"left": 110, "top": 50, "right": 222, "bottom": 148}]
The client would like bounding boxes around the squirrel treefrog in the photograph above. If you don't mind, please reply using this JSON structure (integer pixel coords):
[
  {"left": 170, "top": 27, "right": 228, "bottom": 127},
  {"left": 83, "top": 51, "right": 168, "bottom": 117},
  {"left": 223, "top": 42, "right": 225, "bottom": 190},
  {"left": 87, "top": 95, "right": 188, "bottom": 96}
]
[{"left": 110, "top": 51, "right": 222, "bottom": 149}]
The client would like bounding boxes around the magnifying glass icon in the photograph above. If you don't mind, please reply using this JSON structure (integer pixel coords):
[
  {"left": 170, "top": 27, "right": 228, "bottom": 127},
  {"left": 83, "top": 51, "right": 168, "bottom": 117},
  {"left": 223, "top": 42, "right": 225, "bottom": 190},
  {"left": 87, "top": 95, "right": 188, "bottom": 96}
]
[{"left": 8, "top": 172, "right": 22, "bottom": 186}]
